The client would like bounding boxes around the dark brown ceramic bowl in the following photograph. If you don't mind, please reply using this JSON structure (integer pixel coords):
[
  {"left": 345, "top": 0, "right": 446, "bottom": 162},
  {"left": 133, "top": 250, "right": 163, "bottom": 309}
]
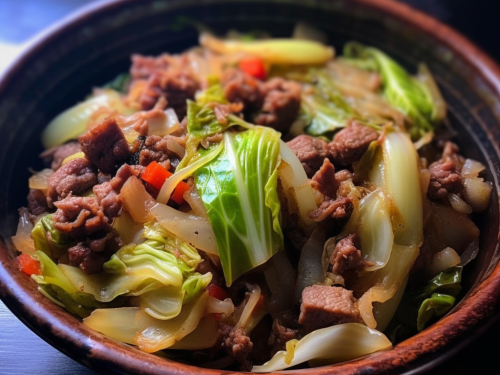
[{"left": 1, "top": 0, "right": 500, "bottom": 374}]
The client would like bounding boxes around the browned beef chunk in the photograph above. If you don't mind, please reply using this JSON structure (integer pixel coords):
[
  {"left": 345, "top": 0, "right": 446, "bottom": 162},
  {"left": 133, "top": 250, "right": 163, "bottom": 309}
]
[
  {"left": 53, "top": 195, "right": 110, "bottom": 237},
  {"left": 93, "top": 164, "right": 141, "bottom": 219},
  {"left": 330, "top": 233, "right": 372, "bottom": 275},
  {"left": 138, "top": 134, "right": 184, "bottom": 170},
  {"left": 47, "top": 158, "right": 97, "bottom": 205},
  {"left": 309, "top": 196, "right": 353, "bottom": 222},
  {"left": 254, "top": 78, "right": 302, "bottom": 133},
  {"left": 329, "top": 121, "right": 378, "bottom": 166},
  {"left": 130, "top": 54, "right": 200, "bottom": 118},
  {"left": 42, "top": 141, "right": 81, "bottom": 170},
  {"left": 68, "top": 242, "right": 106, "bottom": 274},
  {"left": 427, "top": 141, "right": 464, "bottom": 200},
  {"left": 311, "top": 159, "right": 353, "bottom": 199},
  {"left": 27, "top": 189, "right": 49, "bottom": 217},
  {"left": 286, "top": 135, "right": 330, "bottom": 177},
  {"left": 219, "top": 322, "right": 253, "bottom": 371},
  {"left": 222, "top": 68, "right": 264, "bottom": 111},
  {"left": 299, "top": 285, "right": 360, "bottom": 333},
  {"left": 79, "top": 117, "right": 129, "bottom": 174}
]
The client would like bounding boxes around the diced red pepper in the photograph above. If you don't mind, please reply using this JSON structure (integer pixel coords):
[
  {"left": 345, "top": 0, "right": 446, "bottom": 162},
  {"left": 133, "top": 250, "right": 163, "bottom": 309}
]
[
  {"left": 207, "top": 284, "right": 231, "bottom": 301},
  {"left": 238, "top": 56, "right": 267, "bottom": 80},
  {"left": 141, "top": 161, "right": 172, "bottom": 191},
  {"left": 17, "top": 254, "right": 42, "bottom": 276},
  {"left": 170, "top": 180, "right": 191, "bottom": 206},
  {"left": 141, "top": 161, "right": 191, "bottom": 205}
]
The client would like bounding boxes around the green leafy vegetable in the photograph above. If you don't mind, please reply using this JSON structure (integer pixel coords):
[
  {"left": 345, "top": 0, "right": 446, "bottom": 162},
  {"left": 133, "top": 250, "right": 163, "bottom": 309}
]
[
  {"left": 385, "top": 266, "right": 463, "bottom": 342},
  {"left": 302, "top": 70, "right": 357, "bottom": 136},
  {"left": 195, "top": 126, "right": 283, "bottom": 285},
  {"left": 343, "top": 42, "right": 439, "bottom": 139},
  {"left": 417, "top": 293, "right": 456, "bottom": 331},
  {"left": 32, "top": 251, "right": 110, "bottom": 318},
  {"left": 31, "top": 214, "right": 74, "bottom": 259},
  {"left": 102, "top": 73, "right": 131, "bottom": 93}
]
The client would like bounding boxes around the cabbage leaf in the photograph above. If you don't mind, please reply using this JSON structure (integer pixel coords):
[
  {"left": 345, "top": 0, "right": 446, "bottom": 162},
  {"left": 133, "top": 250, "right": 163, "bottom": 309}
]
[
  {"left": 84, "top": 291, "right": 213, "bottom": 352},
  {"left": 251, "top": 323, "right": 392, "bottom": 372},
  {"left": 32, "top": 251, "right": 110, "bottom": 318},
  {"left": 343, "top": 42, "right": 439, "bottom": 139},
  {"left": 195, "top": 126, "right": 284, "bottom": 286},
  {"left": 31, "top": 214, "right": 74, "bottom": 260}
]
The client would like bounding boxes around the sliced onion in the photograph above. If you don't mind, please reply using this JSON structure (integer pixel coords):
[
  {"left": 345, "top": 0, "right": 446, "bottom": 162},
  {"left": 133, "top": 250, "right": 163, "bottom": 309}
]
[
  {"left": 183, "top": 186, "right": 208, "bottom": 218},
  {"left": 206, "top": 296, "right": 235, "bottom": 317},
  {"left": 165, "top": 137, "right": 185, "bottom": 159},
  {"left": 151, "top": 203, "right": 218, "bottom": 255},
  {"left": 463, "top": 177, "right": 492, "bottom": 212},
  {"left": 121, "top": 176, "right": 156, "bottom": 223},
  {"left": 448, "top": 193, "right": 473, "bottom": 215},
  {"left": 428, "top": 247, "right": 461, "bottom": 278},
  {"left": 11, "top": 208, "right": 35, "bottom": 255},
  {"left": 29, "top": 169, "right": 54, "bottom": 191},
  {"left": 157, "top": 141, "right": 224, "bottom": 205},
  {"left": 279, "top": 140, "right": 317, "bottom": 230},
  {"left": 461, "top": 159, "right": 485, "bottom": 178},
  {"left": 237, "top": 284, "right": 262, "bottom": 328}
]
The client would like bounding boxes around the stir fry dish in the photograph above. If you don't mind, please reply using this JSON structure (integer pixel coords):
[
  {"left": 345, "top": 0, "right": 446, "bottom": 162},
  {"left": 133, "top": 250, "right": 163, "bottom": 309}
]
[{"left": 12, "top": 25, "right": 492, "bottom": 371}]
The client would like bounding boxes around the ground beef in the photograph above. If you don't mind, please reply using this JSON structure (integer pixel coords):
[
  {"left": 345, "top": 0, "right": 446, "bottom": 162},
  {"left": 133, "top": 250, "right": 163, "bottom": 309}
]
[
  {"left": 311, "top": 159, "right": 353, "bottom": 199},
  {"left": 299, "top": 285, "right": 360, "bottom": 333},
  {"left": 44, "top": 141, "right": 81, "bottom": 170},
  {"left": 138, "top": 134, "right": 183, "bottom": 169},
  {"left": 27, "top": 189, "right": 50, "bottom": 217},
  {"left": 47, "top": 158, "right": 97, "bottom": 205},
  {"left": 210, "top": 102, "right": 244, "bottom": 125},
  {"left": 79, "top": 117, "right": 130, "bottom": 174},
  {"left": 68, "top": 242, "right": 106, "bottom": 274},
  {"left": 427, "top": 142, "right": 464, "bottom": 200},
  {"left": 222, "top": 68, "right": 264, "bottom": 112},
  {"left": 268, "top": 316, "right": 302, "bottom": 356},
  {"left": 329, "top": 233, "right": 372, "bottom": 275},
  {"left": 130, "top": 54, "right": 200, "bottom": 118},
  {"left": 254, "top": 78, "right": 302, "bottom": 133},
  {"left": 329, "top": 121, "right": 379, "bottom": 166},
  {"left": 52, "top": 195, "right": 110, "bottom": 237},
  {"left": 93, "top": 164, "right": 141, "bottom": 219},
  {"left": 308, "top": 196, "right": 353, "bottom": 222},
  {"left": 286, "top": 135, "right": 330, "bottom": 177},
  {"left": 219, "top": 322, "right": 253, "bottom": 371}
]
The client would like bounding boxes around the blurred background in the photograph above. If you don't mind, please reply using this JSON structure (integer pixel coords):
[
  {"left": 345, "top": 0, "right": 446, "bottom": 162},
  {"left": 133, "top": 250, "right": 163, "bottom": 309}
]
[{"left": 0, "top": 0, "right": 499, "bottom": 374}]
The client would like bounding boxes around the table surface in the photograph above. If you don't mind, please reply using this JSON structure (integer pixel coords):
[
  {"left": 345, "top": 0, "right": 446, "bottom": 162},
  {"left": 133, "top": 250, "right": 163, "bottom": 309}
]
[{"left": 1, "top": 0, "right": 500, "bottom": 374}]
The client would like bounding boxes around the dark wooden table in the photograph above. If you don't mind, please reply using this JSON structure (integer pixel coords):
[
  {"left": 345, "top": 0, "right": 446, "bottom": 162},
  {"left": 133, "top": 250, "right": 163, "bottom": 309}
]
[{"left": 1, "top": 1, "right": 499, "bottom": 374}]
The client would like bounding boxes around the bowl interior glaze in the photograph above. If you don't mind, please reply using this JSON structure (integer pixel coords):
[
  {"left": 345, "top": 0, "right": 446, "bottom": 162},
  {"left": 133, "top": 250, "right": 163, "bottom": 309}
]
[{"left": 1, "top": 0, "right": 500, "bottom": 374}]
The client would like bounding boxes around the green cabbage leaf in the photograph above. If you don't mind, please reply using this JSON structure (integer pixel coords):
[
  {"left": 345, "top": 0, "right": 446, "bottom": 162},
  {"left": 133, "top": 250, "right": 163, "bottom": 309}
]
[
  {"left": 343, "top": 42, "right": 439, "bottom": 139},
  {"left": 195, "top": 126, "right": 284, "bottom": 286}
]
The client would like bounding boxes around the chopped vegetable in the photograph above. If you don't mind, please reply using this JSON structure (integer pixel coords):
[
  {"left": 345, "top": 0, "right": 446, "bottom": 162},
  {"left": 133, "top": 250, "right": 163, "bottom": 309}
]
[
  {"left": 142, "top": 161, "right": 191, "bottom": 205},
  {"left": 200, "top": 32, "right": 334, "bottom": 65},
  {"left": 238, "top": 56, "right": 267, "bottom": 80},
  {"left": 251, "top": 323, "right": 392, "bottom": 372},
  {"left": 195, "top": 126, "right": 283, "bottom": 285},
  {"left": 17, "top": 253, "right": 42, "bottom": 276},
  {"left": 343, "top": 42, "right": 441, "bottom": 139}
]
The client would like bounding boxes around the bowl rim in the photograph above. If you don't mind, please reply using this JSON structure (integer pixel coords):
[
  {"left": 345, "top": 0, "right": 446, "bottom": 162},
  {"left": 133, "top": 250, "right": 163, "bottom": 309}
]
[{"left": 1, "top": 0, "right": 500, "bottom": 374}]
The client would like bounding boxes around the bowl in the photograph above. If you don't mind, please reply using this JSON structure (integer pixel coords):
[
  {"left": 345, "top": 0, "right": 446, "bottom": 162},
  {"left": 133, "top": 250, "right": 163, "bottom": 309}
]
[{"left": 1, "top": 0, "right": 500, "bottom": 374}]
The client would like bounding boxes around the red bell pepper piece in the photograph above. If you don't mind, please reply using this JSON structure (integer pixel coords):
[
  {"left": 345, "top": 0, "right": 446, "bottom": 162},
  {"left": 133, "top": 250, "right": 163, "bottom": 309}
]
[
  {"left": 141, "top": 161, "right": 191, "bottom": 205},
  {"left": 17, "top": 254, "right": 42, "bottom": 276},
  {"left": 238, "top": 56, "right": 267, "bottom": 80}
]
